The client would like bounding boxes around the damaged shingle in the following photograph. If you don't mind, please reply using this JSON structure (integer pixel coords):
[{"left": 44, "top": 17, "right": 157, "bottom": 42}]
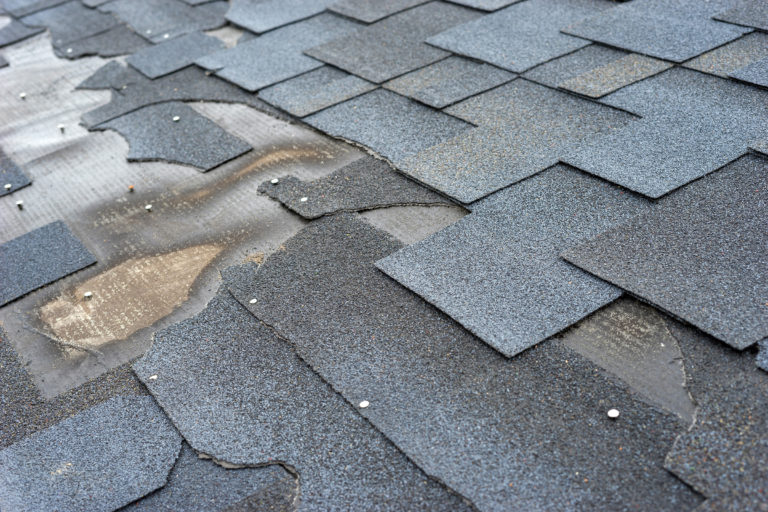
[
  {"left": 562, "top": 154, "right": 768, "bottom": 350},
  {"left": 328, "top": 0, "right": 430, "bottom": 23},
  {"left": 224, "top": 213, "right": 701, "bottom": 512},
  {"left": 226, "top": 0, "right": 336, "bottom": 34},
  {"left": 258, "top": 155, "right": 453, "bottom": 219},
  {"left": 126, "top": 31, "right": 225, "bottom": 78},
  {"left": 133, "top": 288, "right": 474, "bottom": 511},
  {"left": 54, "top": 24, "right": 150, "bottom": 59},
  {"left": 258, "top": 66, "right": 376, "bottom": 117},
  {"left": 426, "top": 0, "right": 612, "bottom": 73},
  {"left": 195, "top": 13, "right": 362, "bottom": 92},
  {"left": 305, "top": 2, "right": 480, "bottom": 83},
  {"left": 0, "top": 396, "right": 182, "bottom": 512},
  {"left": 305, "top": 89, "right": 472, "bottom": 164},
  {"left": 95, "top": 102, "right": 252, "bottom": 171},
  {"left": 0, "top": 221, "right": 96, "bottom": 307},
  {"left": 21, "top": 0, "right": 119, "bottom": 50},
  {"left": 683, "top": 32, "right": 768, "bottom": 78},
  {"left": 0, "top": 149, "right": 31, "bottom": 197}
]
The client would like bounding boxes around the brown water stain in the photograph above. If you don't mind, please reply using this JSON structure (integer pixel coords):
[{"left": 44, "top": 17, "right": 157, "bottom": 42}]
[{"left": 38, "top": 244, "right": 223, "bottom": 349}]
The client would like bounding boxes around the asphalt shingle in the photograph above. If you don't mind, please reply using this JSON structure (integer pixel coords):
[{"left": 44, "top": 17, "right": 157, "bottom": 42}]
[
  {"left": 444, "top": 0, "right": 521, "bottom": 10},
  {"left": 730, "top": 56, "right": 768, "bottom": 88},
  {"left": 683, "top": 32, "right": 768, "bottom": 78},
  {"left": 0, "top": 221, "right": 96, "bottom": 307},
  {"left": 0, "top": 149, "right": 31, "bottom": 197},
  {"left": 55, "top": 24, "right": 150, "bottom": 59},
  {"left": 557, "top": 53, "right": 672, "bottom": 98},
  {"left": 426, "top": 0, "right": 613, "bottom": 73},
  {"left": 21, "top": 0, "right": 119, "bottom": 49},
  {"left": 0, "top": 396, "right": 182, "bottom": 512},
  {"left": 126, "top": 31, "right": 224, "bottom": 78},
  {"left": 96, "top": 102, "right": 252, "bottom": 171},
  {"left": 305, "top": 2, "right": 480, "bottom": 83},
  {"left": 226, "top": 0, "right": 335, "bottom": 34},
  {"left": 562, "top": 154, "right": 768, "bottom": 350},
  {"left": 758, "top": 340, "right": 768, "bottom": 372},
  {"left": 133, "top": 289, "right": 474, "bottom": 511},
  {"left": 224, "top": 213, "right": 700, "bottom": 512},
  {"left": 714, "top": 0, "right": 768, "bottom": 32},
  {"left": 0, "top": 19, "right": 45, "bottom": 48},
  {"left": 522, "top": 44, "right": 628, "bottom": 88},
  {"left": 328, "top": 0, "right": 429, "bottom": 23},
  {"left": 3, "top": 0, "right": 67, "bottom": 17}
]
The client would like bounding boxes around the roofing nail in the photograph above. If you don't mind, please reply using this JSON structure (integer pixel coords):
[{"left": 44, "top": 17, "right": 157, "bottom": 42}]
[
  {"left": 66, "top": 48, "right": 72, "bottom": 54},
  {"left": 300, "top": 197, "right": 308, "bottom": 202},
  {"left": 4, "top": 184, "right": 11, "bottom": 190},
  {"left": 19, "top": 92, "right": 26, "bottom": 100},
  {"left": 145, "top": 204, "right": 153, "bottom": 212},
  {"left": 163, "top": 34, "right": 170, "bottom": 39},
  {"left": 607, "top": 408, "right": 620, "bottom": 419},
  {"left": 249, "top": 299, "right": 257, "bottom": 304},
  {"left": 83, "top": 291, "right": 93, "bottom": 300},
  {"left": 270, "top": 178, "right": 279, "bottom": 185},
  {"left": 172, "top": 116, "right": 180, "bottom": 122},
  {"left": 15, "top": 200, "right": 23, "bottom": 209},
  {"left": 148, "top": 374, "right": 158, "bottom": 380},
  {"left": 359, "top": 400, "right": 369, "bottom": 408}
]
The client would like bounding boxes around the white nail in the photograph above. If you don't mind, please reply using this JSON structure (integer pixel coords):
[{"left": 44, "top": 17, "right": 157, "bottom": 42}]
[
  {"left": 270, "top": 178, "right": 279, "bottom": 185},
  {"left": 359, "top": 400, "right": 369, "bottom": 408},
  {"left": 145, "top": 204, "right": 153, "bottom": 211},
  {"left": 607, "top": 408, "right": 620, "bottom": 419},
  {"left": 300, "top": 197, "right": 308, "bottom": 202}
]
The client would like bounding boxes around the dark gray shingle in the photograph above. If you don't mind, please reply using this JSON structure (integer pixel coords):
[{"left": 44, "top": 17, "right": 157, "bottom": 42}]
[
  {"left": 126, "top": 31, "right": 224, "bottom": 78},
  {"left": 226, "top": 0, "right": 336, "bottom": 34}
]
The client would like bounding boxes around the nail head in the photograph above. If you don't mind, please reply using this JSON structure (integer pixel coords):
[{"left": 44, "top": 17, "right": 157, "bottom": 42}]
[
  {"left": 359, "top": 400, "right": 369, "bottom": 408},
  {"left": 270, "top": 178, "right": 279, "bottom": 185},
  {"left": 607, "top": 408, "right": 620, "bottom": 419}
]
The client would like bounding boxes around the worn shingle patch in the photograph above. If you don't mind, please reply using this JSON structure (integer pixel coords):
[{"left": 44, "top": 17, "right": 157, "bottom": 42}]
[
  {"left": 399, "top": 79, "right": 633, "bottom": 203},
  {"left": 3, "top": 0, "right": 67, "bottom": 17},
  {"left": 99, "top": 0, "right": 228, "bottom": 43},
  {"left": 0, "top": 221, "right": 96, "bottom": 307},
  {"left": 96, "top": 102, "right": 251, "bottom": 171},
  {"left": 0, "top": 19, "right": 45, "bottom": 48},
  {"left": 126, "top": 31, "right": 224, "bottom": 78},
  {"left": 683, "top": 32, "right": 768, "bottom": 78},
  {"left": 663, "top": 321, "right": 768, "bottom": 510},
  {"left": 383, "top": 56, "right": 514, "bottom": 109},
  {"left": 258, "top": 66, "right": 376, "bottom": 117},
  {"left": 558, "top": 53, "right": 672, "bottom": 98},
  {"left": 196, "top": 13, "right": 361, "bottom": 92},
  {"left": 55, "top": 24, "right": 150, "bottom": 59},
  {"left": 563, "top": 67, "right": 768, "bottom": 198},
  {"left": 426, "top": 0, "right": 611, "bottom": 73},
  {"left": 714, "top": 0, "right": 768, "bottom": 32},
  {"left": 730, "top": 56, "right": 768, "bottom": 88},
  {"left": 122, "top": 444, "right": 298, "bottom": 511},
  {"left": 224, "top": 213, "right": 701, "bottom": 512},
  {"left": 21, "top": 0, "right": 118, "bottom": 49},
  {"left": 328, "top": 0, "right": 429, "bottom": 23},
  {"left": 522, "top": 44, "right": 626, "bottom": 88},
  {"left": 305, "top": 2, "right": 480, "bottom": 83},
  {"left": 0, "top": 149, "right": 31, "bottom": 197},
  {"left": 305, "top": 89, "right": 471, "bottom": 164},
  {"left": 563, "top": 154, "right": 768, "bottom": 350},
  {"left": 0, "top": 396, "right": 182, "bottom": 512},
  {"left": 564, "top": 0, "right": 750, "bottom": 63},
  {"left": 377, "top": 166, "right": 651, "bottom": 356},
  {"left": 226, "top": 0, "right": 335, "bottom": 34},
  {"left": 259, "top": 155, "right": 452, "bottom": 219},
  {"left": 133, "top": 289, "right": 474, "bottom": 511}
]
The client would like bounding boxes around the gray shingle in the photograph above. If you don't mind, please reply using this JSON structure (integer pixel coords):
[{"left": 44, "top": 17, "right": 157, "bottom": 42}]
[
  {"left": 0, "top": 55, "right": 7, "bottom": 68},
  {"left": 196, "top": 13, "right": 361, "bottom": 92},
  {"left": 0, "top": 149, "right": 31, "bottom": 197},
  {"left": 714, "top": 0, "right": 768, "bottom": 32},
  {"left": 96, "top": 102, "right": 252, "bottom": 171},
  {"left": 55, "top": 24, "right": 150, "bottom": 59},
  {"left": 0, "top": 396, "right": 182, "bottom": 512},
  {"left": 305, "top": 89, "right": 472, "bottom": 164},
  {"left": 758, "top": 339, "right": 768, "bottom": 372},
  {"left": 305, "top": 2, "right": 480, "bottom": 83},
  {"left": 562, "top": 155, "right": 768, "bottom": 350},
  {"left": 0, "top": 19, "right": 45, "bottom": 48},
  {"left": 21, "top": 0, "right": 118, "bottom": 48},
  {"left": 258, "top": 66, "right": 376, "bottom": 117},
  {"left": 224, "top": 213, "right": 701, "bottom": 512},
  {"left": 563, "top": 67, "right": 768, "bottom": 198},
  {"left": 329, "top": 0, "right": 429, "bottom": 23},
  {"left": 557, "top": 53, "right": 672, "bottom": 98},
  {"left": 133, "top": 289, "right": 474, "bottom": 511},
  {"left": 683, "top": 32, "right": 768, "bottom": 78},
  {"left": 383, "top": 55, "right": 515, "bottom": 108},
  {"left": 3, "top": 0, "right": 67, "bottom": 17},
  {"left": 398, "top": 79, "right": 634, "bottom": 203},
  {"left": 126, "top": 31, "right": 224, "bottom": 78},
  {"left": 523, "top": 44, "right": 628, "bottom": 88},
  {"left": 444, "top": 0, "right": 521, "bottom": 10},
  {"left": 563, "top": 0, "right": 750, "bottom": 63},
  {"left": 0, "top": 221, "right": 96, "bottom": 307},
  {"left": 226, "top": 0, "right": 335, "bottom": 34},
  {"left": 730, "top": 55, "right": 768, "bottom": 88},
  {"left": 426, "top": 0, "right": 612, "bottom": 73},
  {"left": 258, "top": 155, "right": 452, "bottom": 219}
]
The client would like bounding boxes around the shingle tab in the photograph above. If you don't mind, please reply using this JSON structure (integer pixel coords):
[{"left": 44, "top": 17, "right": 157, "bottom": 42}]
[
  {"left": 3, "top": 0, "right": 67, "bottom": 17},
  {"left": 0, "top": 221, "right": 96, "bottom": 307},
  {"left": 383, "top": 55, "right": 515, "bottom": 108},
  {"left": 563, "top": 155, "right": 768, "bottom": 350},
  {"left": 224, "top": 213, "right": 701, "bottom": 512},
  {"left": 523, "top": 44, "right": 628, "bottom": 88},
  {"left": 305, "top": 89, "right": 472, "bottom": 164},
  {"left": 226, "top": 0, "right": 335, "bottom": 34},
  {"left": 196, "top": 13, "right": 361, "bottom": 92},
  {"left": 683, "top": 32, "right": 768, "bottom": 78},
  {"left": 730, "top": 56, "right": 768, "bottom": 88},
  {"left": 21, "top": 0, "right": 118, "bottom": 48},
  {"left": 126, "top": 31, "right": 225, "bottom": 78},
  {"left": 133, "top": 289, "right": 474, "bottom": 511},
  {"left": 444, "top": 0, "right": 521, "bottom": 10},
  {"left": 305, "top": 2, "right": 480, "bottom": 83},
  {"left": 0, "top": 19, "right": 45, "bottom": 48},
  {"left": 426, "top": 0, "right": 612, "bottom": 73},
  {"left": 55, "top": 24, "right": 150, "bottom": 59},
  {"left": 714, "top": 0, "right": 768, "bottom": 32},
  {"left": 0, "top": 149, "right": 31, "bottom": 197},
  {"left": 329, "top": 0, "right": 429, "bottom": 23},
  {"left": 558, "top": 53, "right": 672, "bottom": 98}
]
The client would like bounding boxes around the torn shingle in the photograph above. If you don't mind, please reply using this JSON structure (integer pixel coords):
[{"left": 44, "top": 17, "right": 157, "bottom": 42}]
[
  {"left": 383, "top": 56, "right": 515, "bottom": 109},
  {"left": 377, "top": 165, "right": 651, "bottom": 356},
  {"left": 258, "top": 155, "right": 452, "bottom": 219},
  {"left": 0, "top": 149, "right": 32, "bottom": 197},
  {"left": 126, "top": 31, "right": 224, "bottom": 79},
  {"left": 425, "top": 0, "right": 612, "bottom": 73},
  {"left": 3, "top": 0, "right": 67, "bottom": 17},
  {"left": 304, "top": 89, "right": 472, "bottom": 164},
  {"left": 714, "top": 0, "right": 768, "bottom": 32},
  {"left": 122, "top": 444, "right": 298, "bottom": 511},
  {"left": 305, "top": 2, "right": 480, "bottom": 83},
  {"left": 328, "top": 0, "right": 429, "bottom": 23},
  {"left": 563, "top": 0, "right": 750, "bottom": 63},
  {"left": 195, "top": 13, "right": 361, "bottom": 92},
  {"left": 562, "top": 154, "right": 768, "bottom": 350},
  {"left": 563, "top": 67, "right": 768, "bottom": 198},
  {"left": 54, "top": 24, "right": 150, "bottom": 59},
  {"left": 95, "top": 102, "right": 252, "bottom": 171},
  {"left": 683, "top": 32, "right": 768, "bottom": 78},
  {"left": 557, "top": 53, "right": 672, "bottom": 98},
  {"left": 133, "top": 289, "right": 474, "bottom": 511},
  {"left": 0, "top": 221, "right": 96, "bottom": 307},
  {"left": 398, "top": 79, "right": 634, "bottom": 203},
  {"left": 663, "top": 321, "right": 768, "bottom": 510},
  {"left": 0, "top": 396, "right": 182, "bottom": 512},
  {"left": 224, "top": 213, "right": 701, "bottom": 511},
  {"left": 258, "top": 66, "right": 376, "bottom": 117},
  {"left": 226, "top": 0, "right": 335, "bottom": 34},
  {"left": 0, "top": 19, "right": 45, "bottom": 48},
  {"left": 730, "top": 56, "right": 768, "bottom": 88},
  {"left": 99, "top": 0, "right": 228, "bottom": 43},
  {"left": 21, "top": 1, "right": 119, "bottom": 49}
]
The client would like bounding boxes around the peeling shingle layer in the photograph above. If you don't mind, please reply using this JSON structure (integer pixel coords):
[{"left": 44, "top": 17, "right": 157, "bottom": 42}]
[{"left": 126, "top": 31, "right": 224, "bottom": 79}]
